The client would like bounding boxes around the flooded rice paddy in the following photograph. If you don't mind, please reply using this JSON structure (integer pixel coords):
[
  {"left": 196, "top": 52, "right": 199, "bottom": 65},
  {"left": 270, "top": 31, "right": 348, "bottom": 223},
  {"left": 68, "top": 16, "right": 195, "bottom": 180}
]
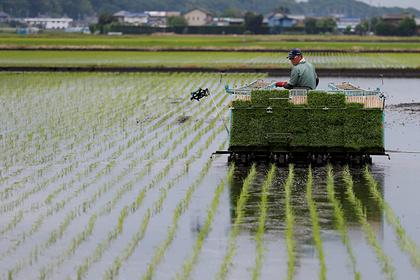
[{"left": 0, "top": 73, "right": 419, "bottom": 280}]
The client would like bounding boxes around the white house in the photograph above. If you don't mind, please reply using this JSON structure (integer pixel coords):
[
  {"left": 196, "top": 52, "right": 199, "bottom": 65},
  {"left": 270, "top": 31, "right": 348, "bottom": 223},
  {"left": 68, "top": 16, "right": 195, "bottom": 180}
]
[
  {"left": 146, "top": 11, "right": 181, "bottom": 27},
  {"left": 337, "top": 17, "right": 361, "bottom": 32},
  {"left": 24, "top": 17, "right": 73, "bottom": 29},
  {"left": 184, "top": 8, "right": 212, "bottom": 26},
  {"left": 114, "top": 11, "right": 148, "bottom": 26},
  {"left": 212, "top": 17, "right": 244, "bottom": 26}
]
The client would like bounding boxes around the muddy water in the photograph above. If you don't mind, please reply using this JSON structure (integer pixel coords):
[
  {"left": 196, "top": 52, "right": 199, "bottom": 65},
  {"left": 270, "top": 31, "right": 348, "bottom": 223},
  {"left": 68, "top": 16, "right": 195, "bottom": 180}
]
[{"left": 189, "top": 77, "right": 420, "bottom": 279}]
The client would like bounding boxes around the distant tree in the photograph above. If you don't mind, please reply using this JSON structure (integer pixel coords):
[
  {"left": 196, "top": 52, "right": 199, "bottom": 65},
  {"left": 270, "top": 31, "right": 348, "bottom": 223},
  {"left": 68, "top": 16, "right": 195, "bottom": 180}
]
[
  {"left": 220, "top": 8, "right": 243, "bottom": 18},
  {"left": 343, "top": 25, "right": 352, "bottom": 35},
  {"left": 316, "top": 17, "right": 337, "bottom": 33},
  {"left": 397, "top": 17, "right": 416, "bottom": 36},
  {"left": 274, "top": 6, "right": 290, "bottom": 14},
  {"left": 304, "top": 17, "right": 336, "bottom": 34},
  {"left": 98, "top": 12, "right": 116, "bottom": 25},
  {"left": 354, "top": 22, "right": 367, "bottom": 35},
  {"left": 167, "top": 16, "right": 187, "bottom": 27},
  {"left": 244, "top": 12, "right": 263, "bottom": 33},
  {"left": 304, "top": 17, "right": 318, "bottom": 34},
  {"left": 95, "top": 12, "right": 117, "bottom": 34}
]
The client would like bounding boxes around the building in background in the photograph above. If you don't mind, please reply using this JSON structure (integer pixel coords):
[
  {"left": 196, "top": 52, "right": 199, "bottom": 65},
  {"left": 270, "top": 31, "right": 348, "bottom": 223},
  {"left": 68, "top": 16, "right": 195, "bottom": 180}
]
[
  {"left": 23, "top": 17, "right": 73, "bottom": 29},
  {"left": 114, "top": 11, "right": 148, "bottom": 26},
  {"left": 184, "top": 8, "right": 213, "bottom": 26},
  {"left": 337, "top": 17, "right": 361, "bottom": 32},
  {"left": 212, "top": 17, "right": 244, "bottom": 26},
  {"left": 0, "top": 11, "right": 11, "bottom": 22},
  {"left": 146, "top": 11, "right": 180, "bottom": 27}
]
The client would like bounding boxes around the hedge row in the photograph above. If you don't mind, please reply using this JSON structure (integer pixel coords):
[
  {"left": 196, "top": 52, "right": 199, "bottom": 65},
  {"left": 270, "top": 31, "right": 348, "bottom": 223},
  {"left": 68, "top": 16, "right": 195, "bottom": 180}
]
[{"left": 230, "top": 90, "right": 383, "bottom": 152}]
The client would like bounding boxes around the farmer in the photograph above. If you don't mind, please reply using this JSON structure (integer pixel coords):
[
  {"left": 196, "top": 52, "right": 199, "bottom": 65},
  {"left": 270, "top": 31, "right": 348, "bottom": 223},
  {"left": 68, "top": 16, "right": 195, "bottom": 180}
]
[{"left": 275, "top": 48, "right": 319, "bottom": 90}]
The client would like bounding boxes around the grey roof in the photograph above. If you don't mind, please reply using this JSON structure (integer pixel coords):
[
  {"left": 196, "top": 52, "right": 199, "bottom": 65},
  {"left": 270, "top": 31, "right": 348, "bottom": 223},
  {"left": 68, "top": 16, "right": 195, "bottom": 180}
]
[
  {"left": 114, "top": 10, "right": 148, "bottom": 17},
  {"left": 0, "top": 11, "right": 10, "bottom": 17}
]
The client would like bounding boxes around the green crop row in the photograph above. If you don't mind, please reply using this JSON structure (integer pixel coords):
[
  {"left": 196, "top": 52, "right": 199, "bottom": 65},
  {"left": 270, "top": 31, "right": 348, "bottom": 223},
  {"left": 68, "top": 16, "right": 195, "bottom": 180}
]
[
  {"left": 1, "top": 34, "right": 420, "bottom": 49},
  {"left": 305, "top": 166, "right": 326, "bottom": 280},
  {"left": 364, "top": 166, "right": 420, "bottom": 271},
  {"left": 342, "top": 167, "right": 395, "bottom": 280},
  {"left": 251, "top": 164, "right": 276, "bottom": 280},
  {"left": 326, "top": 165, "right": 360, "bottom": 280},
  {"left": 0, "top": 51, "right": 419, "bottom": 69},
  {"left": 285, "top": 164, "right": 296, "bottom": 280},
  {"left": 217, "top": 164, "right": 257, "bottom": 280}
]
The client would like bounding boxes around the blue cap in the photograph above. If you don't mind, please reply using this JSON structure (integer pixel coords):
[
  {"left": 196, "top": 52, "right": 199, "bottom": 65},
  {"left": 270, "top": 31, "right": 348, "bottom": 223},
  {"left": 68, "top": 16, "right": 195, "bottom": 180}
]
[{"left": 287, "top": 48, "right": 302, "bottom": 59}]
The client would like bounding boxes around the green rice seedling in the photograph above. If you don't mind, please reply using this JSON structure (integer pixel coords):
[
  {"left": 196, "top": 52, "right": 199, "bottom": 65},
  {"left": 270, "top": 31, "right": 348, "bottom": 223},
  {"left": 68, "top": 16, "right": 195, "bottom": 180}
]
[
  {"left": 364, "top": 166, "right": 420, "bottom": 271},
  {"left": 326, "top": 165, "right": 360, "bottom": 280},
  {"left": 0, "top": 210, "right": 23, "bottom": 236},
  {"left": 175, "top": 164, "right": 235, "bottom": 280},
  {"left": 216, "top": 164, "right": 257, "bottom": 280},
  {"left": 1, "top": 74, "right": 234, "bottom": 277},
  {"left": 104, "top": 142, "right": 225, "bottom": 280},
  {"left": 305, "top": 166, "right": 326, "bottom": 280},
  {"left": 343, "top": 166, "right": 395, "bottom": 280},
  {"left": 72, "top": 123, "right": 228, "bottom": 279},
  {"left": 284, "top": 164, "right": 296, "bottom": 280},
  {"left": 251, "top": 164, "right": 276, "bottom": 280},
  {"left": 104, "top": 209, "right": 151, "bottom": 280}
]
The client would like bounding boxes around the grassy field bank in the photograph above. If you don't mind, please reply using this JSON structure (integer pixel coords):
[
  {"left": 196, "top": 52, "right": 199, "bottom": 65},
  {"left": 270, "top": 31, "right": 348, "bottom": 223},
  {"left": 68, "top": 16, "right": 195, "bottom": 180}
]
[
  {"left": 1, "top": 50, "right": 419, "bottom": 69},
  {"left": 1, "top": 34, "right": 420, "bottom": 51}
]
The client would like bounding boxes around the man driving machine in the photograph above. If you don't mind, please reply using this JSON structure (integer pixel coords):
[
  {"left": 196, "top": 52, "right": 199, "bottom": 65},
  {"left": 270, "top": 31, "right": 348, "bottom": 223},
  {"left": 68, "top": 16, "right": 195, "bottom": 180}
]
[{"left": 275, "top": 48, "right": 319, "bottom": 90}]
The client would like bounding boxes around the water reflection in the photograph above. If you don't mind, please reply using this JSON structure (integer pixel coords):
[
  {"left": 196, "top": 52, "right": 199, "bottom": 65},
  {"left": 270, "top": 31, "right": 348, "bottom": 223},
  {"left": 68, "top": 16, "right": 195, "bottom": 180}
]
[{"left": 228, "top": 163, "right": 384, "bottom": 254}]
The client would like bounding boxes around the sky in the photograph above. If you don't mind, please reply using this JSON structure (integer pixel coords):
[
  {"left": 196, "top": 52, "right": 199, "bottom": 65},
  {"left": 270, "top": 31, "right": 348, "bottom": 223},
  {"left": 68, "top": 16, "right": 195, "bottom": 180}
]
[{"left": 355, "top": 0, "right": 420, "bottom": 10}]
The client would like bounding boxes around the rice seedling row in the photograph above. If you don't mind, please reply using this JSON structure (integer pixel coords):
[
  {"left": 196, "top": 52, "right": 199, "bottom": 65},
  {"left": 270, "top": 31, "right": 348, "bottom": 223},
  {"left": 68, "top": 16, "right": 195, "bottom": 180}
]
[
  {"left": 0, "top": 77, "right": 187, "bottom": 222},
  {"left": 284, "top": 164, "right": 296, "bottom": 280},
  {"left": 363, "top": 167, "right": 420, "bottom": 271},
  {"left": 251, "top": 164, "right": 276, "bottom": 280},
  {"left": 305, "top": 166, "right": 326, "bottom": 280},
  {"left": 216, "top": 164, "right": 257, "bottom": 280},
  {"left": 4, "top": 78, "right": 229, "bottom": 278},
  {"left": 0, "top": 75, "right": 178, "bottom": 198},
  {"left": 175, "top": 163, "right": 235, "bottom": 280},
  {"left": 71, "top": 98, "right": 228, "bottom": 280},
  {"left": 2, "top": 74, "right": 233, "bottom": 278},
  {"left": 342, "top": 166, "right": 396, "bottom": 280},
  {"left": 0, "top": 74, "right": 202, "bottom": 214},
  {"left": 103, "top": 125, "right": 227, "bottom": 280},
  {"left": 0, "top": 51, "right": 419, "bottom": 69},
  {"left": 325, "top": 165, "right": 360, "bottom": 280}
]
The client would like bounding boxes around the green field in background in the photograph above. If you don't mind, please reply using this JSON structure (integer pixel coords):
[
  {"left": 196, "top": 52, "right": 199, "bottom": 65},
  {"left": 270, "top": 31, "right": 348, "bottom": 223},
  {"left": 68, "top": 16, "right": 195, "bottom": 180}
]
[
  {"left": 1, "top": 50, "right": 419, "bottom": 69},
  {"left": 1, "top": 34, "right": 420, "bottom": 50}
]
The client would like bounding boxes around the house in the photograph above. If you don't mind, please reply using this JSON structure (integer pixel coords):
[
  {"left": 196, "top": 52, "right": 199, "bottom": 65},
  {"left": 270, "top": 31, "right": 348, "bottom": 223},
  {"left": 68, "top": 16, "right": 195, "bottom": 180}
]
[
  {"left": 114, "top": 11, "right": 148, "bottom": 26},
  {"left": 146, "top": 11, "right": 180, "bottom": 27},
  {"left": 23, "top": 17, "right": 73, "bottom": 29},
  {"left": 337, "top": 17, "right": 361, "bottom": 32},
  {"left": 0, "top": 11, "right": 10, "bottom": 22},
  {"left": 183, "top": 8, "right": 213, "bottom": 26},
  {"left": 212, "top": 17, "right": 244, "bottom": 26},
  {"left": 382, "top": 13, "right": 413, "bottom": 26},
  {"left": 266, "top": 13, "right": 305, "bottom": 28},
  {"left": 266, "top": 13, "right": 305, "bottom": 33}
]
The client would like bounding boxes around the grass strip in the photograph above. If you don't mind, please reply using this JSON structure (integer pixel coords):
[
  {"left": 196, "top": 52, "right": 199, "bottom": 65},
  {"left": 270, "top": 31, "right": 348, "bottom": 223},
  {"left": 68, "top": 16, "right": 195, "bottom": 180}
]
[
  {"left": 326, "top": 165, "right": 360, "bottom": 280},
  {"left": 305, "top": 166, "right": 326, "bottom": 280},
  {"left": 216, "top": 164, "right": 257, "bottom": 280},
  {"left": 364, "top": 166, "right": 420, "bottom": 271},
  {"left": 251, "top": 164, "right": 276, "bottom": 280},
  {"left": 284, "top": 164, "right": 296, "bottom": 280},
  {"left": 343, "top": 166, "right": 395, "bottom": 280}
]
